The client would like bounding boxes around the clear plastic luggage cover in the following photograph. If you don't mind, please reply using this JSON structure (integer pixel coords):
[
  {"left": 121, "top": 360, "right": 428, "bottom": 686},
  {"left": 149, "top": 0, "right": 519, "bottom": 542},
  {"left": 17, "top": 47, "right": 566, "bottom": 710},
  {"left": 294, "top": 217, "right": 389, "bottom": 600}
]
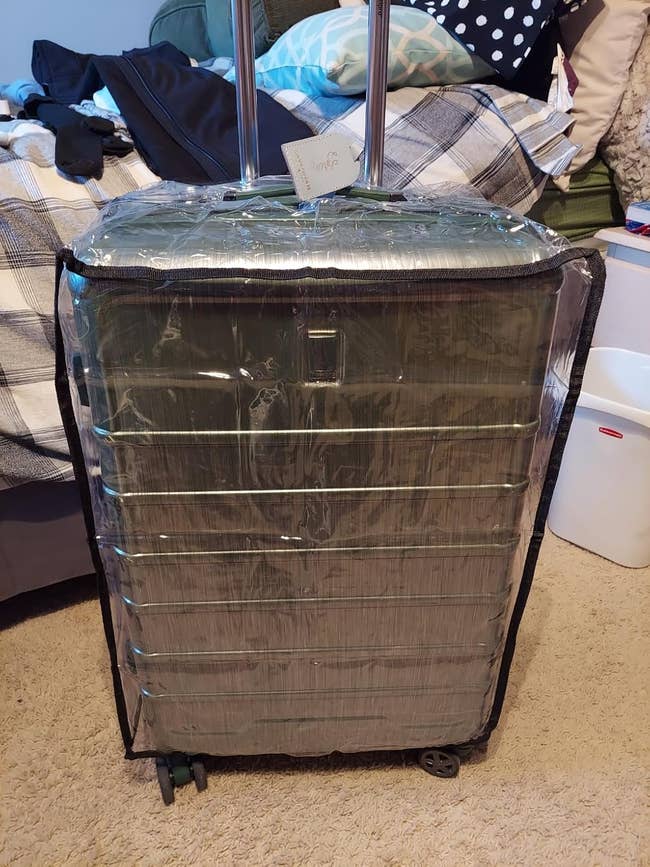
[{"left": 58, "top": 183, "right": 598, "bottom": 757}]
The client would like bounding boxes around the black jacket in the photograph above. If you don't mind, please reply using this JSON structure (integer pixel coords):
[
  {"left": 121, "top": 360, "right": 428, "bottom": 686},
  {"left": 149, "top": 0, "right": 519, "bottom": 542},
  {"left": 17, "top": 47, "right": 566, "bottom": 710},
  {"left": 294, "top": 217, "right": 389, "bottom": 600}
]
[{"left": 31, "top": 39, "right": 313, "bottom": 183}]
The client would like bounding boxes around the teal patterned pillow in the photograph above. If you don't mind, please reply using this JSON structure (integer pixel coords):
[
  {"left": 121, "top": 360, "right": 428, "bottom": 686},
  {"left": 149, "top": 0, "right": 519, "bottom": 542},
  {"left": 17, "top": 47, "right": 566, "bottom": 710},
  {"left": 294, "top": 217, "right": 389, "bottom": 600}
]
[{"left": 248, "top": 5, "right": 493, "bottom": 95}]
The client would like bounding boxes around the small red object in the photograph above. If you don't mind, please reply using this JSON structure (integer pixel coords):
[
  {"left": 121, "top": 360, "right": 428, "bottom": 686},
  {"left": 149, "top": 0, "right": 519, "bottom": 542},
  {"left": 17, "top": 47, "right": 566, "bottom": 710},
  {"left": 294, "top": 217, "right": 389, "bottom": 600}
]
[{"left": 598, "top": 426, "right": 623, "bottom": 439}]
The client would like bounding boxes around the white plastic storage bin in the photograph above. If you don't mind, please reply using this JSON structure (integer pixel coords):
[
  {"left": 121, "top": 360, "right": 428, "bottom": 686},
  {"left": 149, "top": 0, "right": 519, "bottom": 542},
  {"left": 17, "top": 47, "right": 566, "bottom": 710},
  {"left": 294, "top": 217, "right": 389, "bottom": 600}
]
[
  {"left": 548, "top": 347, "right": 650, "bottom": 568},
  {"left": 593, "top": 229, "right": 650, "bottom": 353}
]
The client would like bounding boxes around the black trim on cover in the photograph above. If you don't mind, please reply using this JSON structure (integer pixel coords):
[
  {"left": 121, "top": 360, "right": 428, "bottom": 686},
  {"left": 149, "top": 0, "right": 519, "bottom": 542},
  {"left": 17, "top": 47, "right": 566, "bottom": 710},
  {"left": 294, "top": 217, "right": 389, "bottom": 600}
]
[
  {"left": 54, "top": 253, "right": 136, "bottom": 757},
  {"left": 481, "top": 249, "right": 606, "bottom": 739},
  {"left": 60, "top": 245, "right": 592, "bottom": 288},
  {"left": 55, "top": 246, "right": 605, "bottom": 761}
]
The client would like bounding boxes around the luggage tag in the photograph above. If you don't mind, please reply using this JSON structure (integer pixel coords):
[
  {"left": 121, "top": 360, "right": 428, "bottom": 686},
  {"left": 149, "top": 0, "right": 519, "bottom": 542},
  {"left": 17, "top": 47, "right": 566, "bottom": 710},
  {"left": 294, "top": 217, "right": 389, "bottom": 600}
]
[{"left": 282, "top": 134, "right": 361, "bottom": 202}]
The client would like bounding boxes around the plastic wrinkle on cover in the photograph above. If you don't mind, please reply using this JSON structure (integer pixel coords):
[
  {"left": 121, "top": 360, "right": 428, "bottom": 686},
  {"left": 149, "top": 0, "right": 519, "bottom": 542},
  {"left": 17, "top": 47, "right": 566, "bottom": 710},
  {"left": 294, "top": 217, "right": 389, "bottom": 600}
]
[
  {"left": 73, "top": 179, "right": 569, "bottom": 272},
  {"left": 58, "top": 181, "right": 597, "bottom": 757}
]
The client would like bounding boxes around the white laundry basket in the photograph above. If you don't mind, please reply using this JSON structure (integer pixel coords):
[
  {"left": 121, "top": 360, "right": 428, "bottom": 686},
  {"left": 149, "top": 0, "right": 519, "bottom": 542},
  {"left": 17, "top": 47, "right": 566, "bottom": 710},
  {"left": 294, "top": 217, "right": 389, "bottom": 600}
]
[
  {"left": 593, "top": 228, "right": 650, "bottom": 353},
  {"left": 548, "top": 347, "right": 650, "bottom": 568}
]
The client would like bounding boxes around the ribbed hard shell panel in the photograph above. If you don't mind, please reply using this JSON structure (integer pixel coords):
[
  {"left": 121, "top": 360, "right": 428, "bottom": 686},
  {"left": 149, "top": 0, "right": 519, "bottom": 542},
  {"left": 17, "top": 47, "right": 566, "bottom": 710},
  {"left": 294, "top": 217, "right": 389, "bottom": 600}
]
[{"left": 58, "top": 189, "right": 596, "bottom": 756}]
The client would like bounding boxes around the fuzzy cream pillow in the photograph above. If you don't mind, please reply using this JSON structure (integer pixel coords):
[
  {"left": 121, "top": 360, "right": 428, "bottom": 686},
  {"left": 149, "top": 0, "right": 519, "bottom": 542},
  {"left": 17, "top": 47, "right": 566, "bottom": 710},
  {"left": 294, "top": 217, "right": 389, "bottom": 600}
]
[{"left": 601, "top": 24, "right": 650, "bottom": 209}]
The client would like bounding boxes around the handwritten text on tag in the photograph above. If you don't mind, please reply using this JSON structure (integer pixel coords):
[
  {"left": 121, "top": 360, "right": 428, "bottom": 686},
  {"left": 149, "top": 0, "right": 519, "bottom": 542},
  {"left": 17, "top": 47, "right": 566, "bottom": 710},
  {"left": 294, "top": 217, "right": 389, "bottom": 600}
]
[{"left": 281, "top": 134, "right": 360, "bottom": 201}]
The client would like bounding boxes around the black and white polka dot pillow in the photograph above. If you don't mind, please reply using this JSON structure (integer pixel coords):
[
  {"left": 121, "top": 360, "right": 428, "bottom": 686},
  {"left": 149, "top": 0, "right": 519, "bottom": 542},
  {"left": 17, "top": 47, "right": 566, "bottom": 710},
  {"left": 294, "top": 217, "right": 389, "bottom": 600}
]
[{"left": 393, "top": 0, "right": 589, "bottom": 78}]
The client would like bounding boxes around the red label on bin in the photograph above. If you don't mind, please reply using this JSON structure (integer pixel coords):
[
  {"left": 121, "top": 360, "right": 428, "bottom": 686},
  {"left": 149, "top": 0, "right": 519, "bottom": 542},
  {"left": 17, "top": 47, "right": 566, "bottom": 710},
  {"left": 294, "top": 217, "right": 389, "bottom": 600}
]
[{"left": 598, "top": 426, "right": 623, "bottom": 439}]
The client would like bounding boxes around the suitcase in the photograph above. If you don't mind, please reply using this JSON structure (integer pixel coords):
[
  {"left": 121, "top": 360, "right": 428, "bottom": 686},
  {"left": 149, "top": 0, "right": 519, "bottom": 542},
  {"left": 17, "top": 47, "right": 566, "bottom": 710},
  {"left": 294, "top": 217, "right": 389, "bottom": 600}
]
[{"left": 55, "top": 0, "right": 605, "bottom": 804}]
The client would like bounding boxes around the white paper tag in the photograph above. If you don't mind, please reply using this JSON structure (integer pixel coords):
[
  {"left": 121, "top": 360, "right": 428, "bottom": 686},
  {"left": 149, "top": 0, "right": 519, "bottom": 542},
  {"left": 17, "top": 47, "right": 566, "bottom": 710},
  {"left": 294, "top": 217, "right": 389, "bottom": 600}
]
[{"left": 282, "top": 134, "right": 360, "bottom": 201}]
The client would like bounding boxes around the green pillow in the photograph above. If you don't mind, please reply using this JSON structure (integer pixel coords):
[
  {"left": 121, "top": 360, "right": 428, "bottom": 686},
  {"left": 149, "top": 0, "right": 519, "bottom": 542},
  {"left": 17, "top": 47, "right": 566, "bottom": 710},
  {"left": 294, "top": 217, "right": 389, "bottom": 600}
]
[
  {"left": 206, "top": 0, "right": 339, "bottom": 58},
  {"left": 205, "top": 0, "right": 272, "bottom": 59},
  {"left": 149, "top": 0, "right": 213, "bottom": 61},
  {"left": 150, "top": 0, "right": 271, "bottom": 60},
  {"left": 151, "top": 0, "right": 345, "bottom": 62}
]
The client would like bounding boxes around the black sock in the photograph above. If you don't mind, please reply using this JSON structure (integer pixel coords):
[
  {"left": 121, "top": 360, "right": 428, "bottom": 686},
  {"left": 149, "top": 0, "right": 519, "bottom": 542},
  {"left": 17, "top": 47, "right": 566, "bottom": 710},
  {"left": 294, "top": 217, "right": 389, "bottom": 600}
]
[
  {"left": 24, "top": 96, "right": 133, "bottom": 179},
  {"left": 54, "top": 121, "right": 104, "bottom": 179},
  {"left": 25, "top": 97, "right": 104, "bottom": 178}
]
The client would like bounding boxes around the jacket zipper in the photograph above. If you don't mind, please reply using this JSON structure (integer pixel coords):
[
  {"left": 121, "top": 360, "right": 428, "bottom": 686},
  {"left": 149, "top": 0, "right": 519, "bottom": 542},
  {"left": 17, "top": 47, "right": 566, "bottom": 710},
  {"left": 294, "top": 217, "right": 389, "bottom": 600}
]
[{"left": 121, "top": 56, "right": 232, "bottom": 178}]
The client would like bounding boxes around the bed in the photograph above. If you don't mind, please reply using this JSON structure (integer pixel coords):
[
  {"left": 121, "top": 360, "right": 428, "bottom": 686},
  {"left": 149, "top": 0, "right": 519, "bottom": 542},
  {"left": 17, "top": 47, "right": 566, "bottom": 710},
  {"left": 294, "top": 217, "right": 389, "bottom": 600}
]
[
  {"left": 1, "top": 1, "right": 644, "bottom": 601},
  {"left": 0, "top": 149, "right": 157, "bottom": 600}
]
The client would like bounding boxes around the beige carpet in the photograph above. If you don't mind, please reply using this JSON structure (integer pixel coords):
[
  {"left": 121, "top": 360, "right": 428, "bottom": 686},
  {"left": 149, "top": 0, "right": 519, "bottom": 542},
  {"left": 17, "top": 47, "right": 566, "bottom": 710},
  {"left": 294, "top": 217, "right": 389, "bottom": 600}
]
[{"left": 1, "top": 532, "right": 648, "bottom": 867}]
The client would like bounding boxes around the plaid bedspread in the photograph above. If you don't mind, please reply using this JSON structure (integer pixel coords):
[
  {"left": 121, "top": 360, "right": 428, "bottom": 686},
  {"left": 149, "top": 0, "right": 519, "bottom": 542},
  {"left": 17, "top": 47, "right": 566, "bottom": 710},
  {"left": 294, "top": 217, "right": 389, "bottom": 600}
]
[
  {"left": 0, "top": 149, "right": 157, "bottom": 489},
  {"left": 273, "top": 83, "right": 578, "bottom": 209},
  {"left": 0, "top": 83, "right": 578, "bottom": 488}
]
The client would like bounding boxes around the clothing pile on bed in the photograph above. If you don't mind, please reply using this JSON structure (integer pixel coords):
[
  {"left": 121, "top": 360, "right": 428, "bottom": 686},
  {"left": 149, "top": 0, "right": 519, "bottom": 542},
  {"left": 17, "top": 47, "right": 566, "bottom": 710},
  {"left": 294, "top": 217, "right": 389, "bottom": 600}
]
[{"left": 0, "top": 0, "right": 593, "bottom": 488}]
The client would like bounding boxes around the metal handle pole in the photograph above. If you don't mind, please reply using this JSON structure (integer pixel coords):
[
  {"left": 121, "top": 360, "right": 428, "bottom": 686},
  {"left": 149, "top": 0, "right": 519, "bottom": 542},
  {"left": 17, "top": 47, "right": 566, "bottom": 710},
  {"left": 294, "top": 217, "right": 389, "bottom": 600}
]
[
  {"left": 231, "top": 0, "right": 260, "bottom": 186},
  {"left": 363, "top": 0, "right": 391, "bottom": 189}
]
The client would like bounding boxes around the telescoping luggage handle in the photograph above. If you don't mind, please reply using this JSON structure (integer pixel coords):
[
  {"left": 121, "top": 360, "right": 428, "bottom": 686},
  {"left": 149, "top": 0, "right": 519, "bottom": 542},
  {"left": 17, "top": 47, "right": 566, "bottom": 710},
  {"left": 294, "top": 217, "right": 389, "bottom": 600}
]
[{"left": 230, "top": 0, "right": 391, "bottom": 190}]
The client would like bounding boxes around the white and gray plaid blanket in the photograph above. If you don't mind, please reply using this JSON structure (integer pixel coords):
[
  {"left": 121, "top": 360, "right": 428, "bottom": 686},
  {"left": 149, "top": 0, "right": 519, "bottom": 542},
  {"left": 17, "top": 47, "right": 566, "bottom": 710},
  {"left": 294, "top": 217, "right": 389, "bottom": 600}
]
[
  {"left": 0, "top": 82, "right": 578, "bottom": 488},
  {"left": 273, "top": 83, "right": 578, "bottom": 206}
]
